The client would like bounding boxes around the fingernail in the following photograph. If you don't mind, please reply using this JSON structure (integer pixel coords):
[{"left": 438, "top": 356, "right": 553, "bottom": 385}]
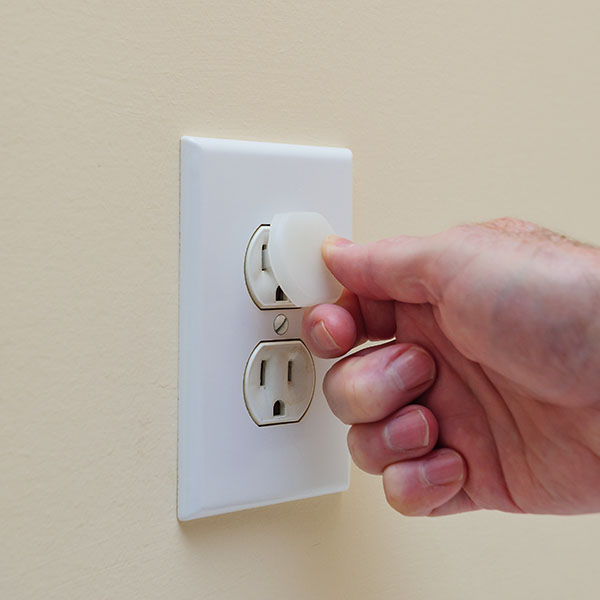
[
  {"left": 422, "top": 451, "right": 464, "bottom": 486},
  {"left": 384, "top": 410, "right": 429, "bottom": 451},
  {"left": 388, "top": 348, "right": 435, "bottom": 391},
  {"left": 312, "top": 320, "right": 340, "bottom": 353}
]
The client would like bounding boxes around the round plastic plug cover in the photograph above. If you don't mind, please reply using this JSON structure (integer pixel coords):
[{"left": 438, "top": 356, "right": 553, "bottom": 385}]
[{"left": 268, "top": 212, "right": 343, "bottom": 307}]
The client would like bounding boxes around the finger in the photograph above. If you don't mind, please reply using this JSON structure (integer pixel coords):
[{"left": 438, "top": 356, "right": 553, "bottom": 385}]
[
  {"left": 323, "top": 343, "right": 436, "bottom": 424},
  {"left": 302, "top": 303, "right": 357, "bottom": 358},
  {"left": 382, "top": 449, "right": 467, "bottom": 516},
  {"left": 303, "top": 293, "right": 396, "bottom": 358},
  {"left": 322, "top": 233, "right": 458, "bottom": 304},
  {"left": 347, "top": 405, "right": 439, "bottom": 475}
]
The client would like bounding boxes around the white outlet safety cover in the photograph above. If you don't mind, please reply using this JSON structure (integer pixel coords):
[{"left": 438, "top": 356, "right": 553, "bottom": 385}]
[
  {"left": 179, "top": 137, "right": 352, "bottom": 520},
  {"left": 269, "top": 212, "right": 344, "bottom": 307}
]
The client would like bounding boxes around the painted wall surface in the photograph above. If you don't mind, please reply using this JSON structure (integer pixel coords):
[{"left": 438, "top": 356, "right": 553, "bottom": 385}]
[{"left": 2, "top": 1, "right": 600, "bottom": 598}]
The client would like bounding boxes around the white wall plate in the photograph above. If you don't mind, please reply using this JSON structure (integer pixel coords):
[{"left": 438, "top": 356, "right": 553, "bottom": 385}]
[{"left": 179, "top": 137, "right": 352, "bottom": 520}]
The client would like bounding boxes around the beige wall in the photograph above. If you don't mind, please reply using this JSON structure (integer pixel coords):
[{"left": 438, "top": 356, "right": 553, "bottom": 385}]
[{"left": 2, "top": 1, "right": 600, "bottom": 598}]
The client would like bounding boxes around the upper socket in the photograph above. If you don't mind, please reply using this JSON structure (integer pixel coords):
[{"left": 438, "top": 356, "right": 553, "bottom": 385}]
[{"left": 244, "top": 225, "right": 298, "bottom": 310}]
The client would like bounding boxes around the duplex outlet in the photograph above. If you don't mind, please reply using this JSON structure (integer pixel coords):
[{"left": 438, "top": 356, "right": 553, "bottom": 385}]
[
  {"left": 244, "top": 340, "right": 315, "bottom": 426},
  {"left": 244, "top": 223, "right": 315, "bottom": 427},
  {"left": 179, "top": 137, "right": 352, "bottom": 520}
]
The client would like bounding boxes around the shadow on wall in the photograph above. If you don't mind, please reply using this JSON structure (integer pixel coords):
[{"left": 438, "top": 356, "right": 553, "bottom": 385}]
[
  {"left": 177, "top": 492, "right": 343, "bottom": 542},
  {"left": 175, "top": 492, "right": 370, "bottom": 593}
]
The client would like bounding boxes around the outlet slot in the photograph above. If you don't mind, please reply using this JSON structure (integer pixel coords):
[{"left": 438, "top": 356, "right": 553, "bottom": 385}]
[
  {"left": 259, "top": 360, "right": 266, "bottom": 386},
  {"left": 273, "top": 400, "right": 284, "bottom": 416},
  {"left": 275, "top": 286, "right": 288, "bottom": 302},
  {"left": 261, "top": 244, "right": 268, "bottom": 271},
  {"left": 287, "top": 360, "right": 293, "bottom": 382}
]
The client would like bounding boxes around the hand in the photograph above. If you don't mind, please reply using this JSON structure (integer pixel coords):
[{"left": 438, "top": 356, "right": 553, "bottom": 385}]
[{"left": 302, "top": 218, "right": 600, "bottom": 516}]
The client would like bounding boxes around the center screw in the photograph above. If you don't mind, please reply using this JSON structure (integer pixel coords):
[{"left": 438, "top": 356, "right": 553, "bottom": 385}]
[{"left": 273, "top": 314, "right": 289, "bottom": 336}]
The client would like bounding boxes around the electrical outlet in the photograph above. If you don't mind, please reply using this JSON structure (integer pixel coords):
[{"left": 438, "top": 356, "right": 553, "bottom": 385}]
[
  {"left": 179, "top": 137, "right": 352, "bottom": 520},
  {"left": 244, "top": 340, "right": 316, "bottom": 426}
]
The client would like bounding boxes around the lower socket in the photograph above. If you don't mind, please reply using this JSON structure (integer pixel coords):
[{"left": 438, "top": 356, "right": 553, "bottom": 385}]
[{"left": 243, "top": 340, "right": 315, "bottom": 426}]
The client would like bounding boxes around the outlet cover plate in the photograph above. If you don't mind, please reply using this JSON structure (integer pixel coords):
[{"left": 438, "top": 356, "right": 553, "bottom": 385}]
[{"left": 178, "top": 137, "right": 352, "bottom": 520}]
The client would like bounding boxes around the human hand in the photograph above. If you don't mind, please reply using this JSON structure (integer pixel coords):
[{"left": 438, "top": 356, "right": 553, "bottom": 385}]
[{"left": 303, "top": 218, "right": 600, "bottom": 516}]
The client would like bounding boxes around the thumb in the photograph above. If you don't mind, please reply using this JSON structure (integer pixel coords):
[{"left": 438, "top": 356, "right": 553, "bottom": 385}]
[{"left": 322, "top": 233, "right": 454, "bottom": 304}]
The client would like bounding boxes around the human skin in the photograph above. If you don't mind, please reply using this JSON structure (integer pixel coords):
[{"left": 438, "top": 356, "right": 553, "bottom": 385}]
[{"left": 302, "top": 218, "right": 600, "bottom": 516}]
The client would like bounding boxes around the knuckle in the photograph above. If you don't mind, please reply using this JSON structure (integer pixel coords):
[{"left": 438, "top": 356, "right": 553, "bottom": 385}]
[
  {"left": 325, "top": 356, "right": 367, "bottom": 424},
  {"left": 384, "top": 489, "right": 426, "bottom": 517},
  {"left": 323, "top": 359, "right": 356, "bottom": 423},
  {"left": 383, "top": 465, "right": 430, "bottom": 517},
  {"left": 326, "top": 349, "right": 416, "bottom": 425},
  {"left": 383, "top": 485, "right": 414, "bottom": 516},
  {"left": 322, "top": 370, "right": 340, "bottom": 414},
  {"left": 346, "top": 432, "right": 366, "bottom": 471},
  {"left": 343, "top": 370, "right": 385, "bottom": 424},
  {"left": 347, "top": 426, "right": 383, "bottom": 475},
  {"left": 487, "top": 216, "right": 531, "bottom": 231},
  {"left": 346, "top": 427, "right": 361, "bottom": 462}
]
